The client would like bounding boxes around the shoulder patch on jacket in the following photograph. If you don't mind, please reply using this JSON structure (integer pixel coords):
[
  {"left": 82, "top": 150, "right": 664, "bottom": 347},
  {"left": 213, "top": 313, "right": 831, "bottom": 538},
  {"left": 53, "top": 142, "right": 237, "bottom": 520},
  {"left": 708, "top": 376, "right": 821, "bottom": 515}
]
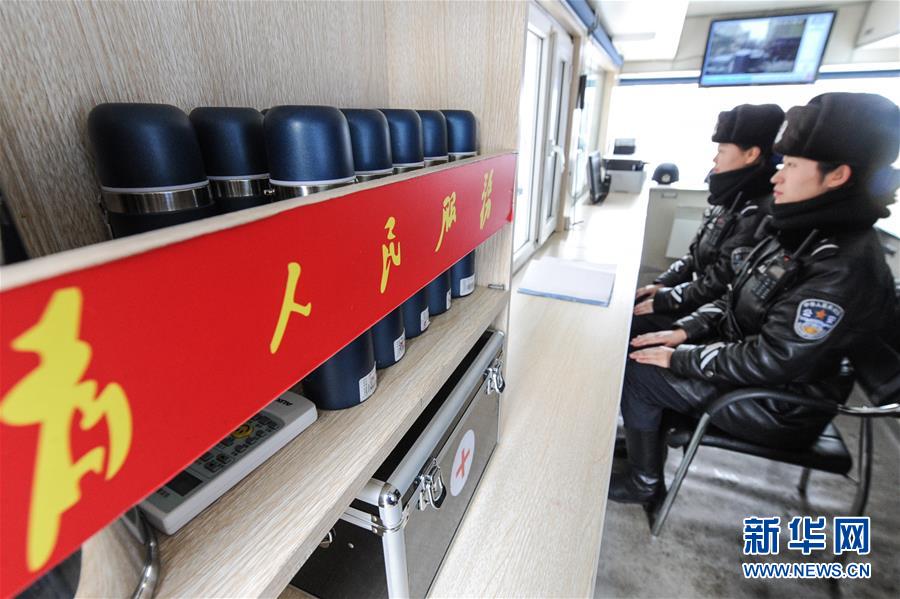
[
  {"left": 794, "top": 299, "right": 844, "bottom": 340},
  {"left": 730, "top": 246, "right": 753, "bottom": 272}
]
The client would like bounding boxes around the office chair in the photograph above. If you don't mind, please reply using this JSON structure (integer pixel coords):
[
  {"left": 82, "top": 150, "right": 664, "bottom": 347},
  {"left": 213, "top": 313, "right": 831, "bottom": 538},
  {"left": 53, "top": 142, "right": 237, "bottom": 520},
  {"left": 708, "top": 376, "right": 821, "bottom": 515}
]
[{"left": 650, "top": 337, "right": 900, "bottom": 536}]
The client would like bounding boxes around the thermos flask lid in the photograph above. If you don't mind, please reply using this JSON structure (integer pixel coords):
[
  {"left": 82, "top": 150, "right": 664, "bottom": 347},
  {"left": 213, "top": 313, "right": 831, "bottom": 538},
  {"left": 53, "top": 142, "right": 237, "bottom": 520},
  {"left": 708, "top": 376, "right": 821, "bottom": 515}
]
[
  {"left": 417, "top": 110, "right": 449, "bottom": 160},
  {"left": 88, "top": 103, "right": 207, "bottom": 190},
  {"left": 264, "top": 105, "right": 356, "bottom": 185},
  {"left": 341, "top": 109, "right": 394, "bottom": 175},
  {"left": 189, "top": 107, "right": 268, "bottom": 178},
  {"left": 379, "top": 109, "right": 425, "bottom": 167},
  {"left": 441, "top": 109, "right": 479, "bottom": 155}
]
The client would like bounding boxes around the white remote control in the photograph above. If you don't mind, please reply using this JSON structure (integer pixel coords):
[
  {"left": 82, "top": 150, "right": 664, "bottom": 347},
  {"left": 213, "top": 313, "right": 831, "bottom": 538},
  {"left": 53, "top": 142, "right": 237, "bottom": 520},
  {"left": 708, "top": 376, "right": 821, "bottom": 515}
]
[{"left": 140, "top": 391, "right": 317, "bottom": 534}]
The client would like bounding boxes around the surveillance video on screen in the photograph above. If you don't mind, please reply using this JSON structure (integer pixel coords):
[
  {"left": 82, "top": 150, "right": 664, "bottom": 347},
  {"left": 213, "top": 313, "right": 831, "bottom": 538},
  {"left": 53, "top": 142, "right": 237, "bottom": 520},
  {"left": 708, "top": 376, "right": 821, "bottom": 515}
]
[{"left": 700, "top": 12, "right": 835, "bottom": 87}]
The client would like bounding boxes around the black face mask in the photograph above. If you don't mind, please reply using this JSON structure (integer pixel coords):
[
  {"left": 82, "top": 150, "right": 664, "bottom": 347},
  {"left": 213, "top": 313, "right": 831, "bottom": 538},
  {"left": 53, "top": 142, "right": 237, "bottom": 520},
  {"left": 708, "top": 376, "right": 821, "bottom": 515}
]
[
  {"left": 771, "top": 184, "right": 892, "bottom": 235},
  {"left": 708, "top": 161, "right": 776, "bottom": 207}
]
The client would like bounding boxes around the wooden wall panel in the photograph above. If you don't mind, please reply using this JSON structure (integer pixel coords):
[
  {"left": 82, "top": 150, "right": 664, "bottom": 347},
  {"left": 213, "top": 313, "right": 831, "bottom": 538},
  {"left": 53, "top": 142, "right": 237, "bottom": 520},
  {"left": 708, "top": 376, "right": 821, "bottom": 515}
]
[
  {"left": 383, "top": 0, "right": 525, "bottom": 302},
  {"left": 0, "top": 0, "right": 524, "bottom": 261},
  {"left": 0, "top": 2, "right": 111, "bottom": 257},
  {"left": 0, "top": 0, "right": 391, "bottom": 257},
  {"left": 384, "top": 0, "right": 527, "bottom": 152}
]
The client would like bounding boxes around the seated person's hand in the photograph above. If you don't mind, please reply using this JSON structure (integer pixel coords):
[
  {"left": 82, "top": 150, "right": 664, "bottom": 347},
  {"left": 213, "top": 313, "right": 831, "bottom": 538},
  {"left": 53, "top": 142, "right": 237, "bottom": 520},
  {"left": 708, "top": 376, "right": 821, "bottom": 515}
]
[
  {"left": 633, "top": 299, "right": 654, "bottom": 315},
  {"left": 629, "top": 346, "right": 674, "bottom": 368},
  {"left": 635, "top": 284, "right": 663, "bottom": 301},
  {"left": 630, "top": 329, "right": 687, "bottom": 348}
]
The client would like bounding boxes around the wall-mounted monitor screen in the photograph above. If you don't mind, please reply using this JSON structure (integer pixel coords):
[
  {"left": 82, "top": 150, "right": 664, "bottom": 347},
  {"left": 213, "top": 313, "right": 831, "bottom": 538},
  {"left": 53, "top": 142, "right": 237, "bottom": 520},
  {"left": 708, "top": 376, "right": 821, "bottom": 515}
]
[{"left": 700, "top": 11, "right": 835, "bottom": 87}]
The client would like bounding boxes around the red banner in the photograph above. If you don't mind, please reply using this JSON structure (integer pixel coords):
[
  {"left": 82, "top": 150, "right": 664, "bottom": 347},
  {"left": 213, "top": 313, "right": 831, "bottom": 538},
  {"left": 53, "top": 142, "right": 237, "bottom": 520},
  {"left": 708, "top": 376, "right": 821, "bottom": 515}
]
[{"left": 0, "top": 153, "right": 515, "bottom": 597}]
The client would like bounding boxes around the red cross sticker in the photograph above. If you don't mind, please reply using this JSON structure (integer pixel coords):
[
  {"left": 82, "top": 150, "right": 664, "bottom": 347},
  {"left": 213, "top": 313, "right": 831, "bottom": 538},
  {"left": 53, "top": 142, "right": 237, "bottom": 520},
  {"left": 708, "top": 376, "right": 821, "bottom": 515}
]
[
  {"left": 450, "top": 430, "right": 475, "bottom": 496},
  {"left": 456, "top": 448, "right": 471, "bottom": 478}
]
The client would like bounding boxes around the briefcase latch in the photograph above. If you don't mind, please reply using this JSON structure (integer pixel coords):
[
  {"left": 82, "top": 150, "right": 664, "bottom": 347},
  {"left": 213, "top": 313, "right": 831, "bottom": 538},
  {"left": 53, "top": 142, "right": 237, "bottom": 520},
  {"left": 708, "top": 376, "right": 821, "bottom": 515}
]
[
  {"left": 486, "top": 358, "right": 505, "bottom": 395},
  {"left": 417, "top": 460, "right": 446, "bottom": 511}
]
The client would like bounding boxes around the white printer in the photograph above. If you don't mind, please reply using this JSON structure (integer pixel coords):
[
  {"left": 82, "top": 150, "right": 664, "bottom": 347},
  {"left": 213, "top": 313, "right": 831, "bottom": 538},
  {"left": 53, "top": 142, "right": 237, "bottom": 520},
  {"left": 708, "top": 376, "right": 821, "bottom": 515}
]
[{"left": 604, "top": 138, "right": 646, "bottom": 193}]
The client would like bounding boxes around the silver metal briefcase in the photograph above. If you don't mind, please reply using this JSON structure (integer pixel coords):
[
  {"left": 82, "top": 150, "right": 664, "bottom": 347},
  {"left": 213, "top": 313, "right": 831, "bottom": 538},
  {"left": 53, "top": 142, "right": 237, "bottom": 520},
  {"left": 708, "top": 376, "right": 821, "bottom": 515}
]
[{"left": 291, "top": 329, "right": 505, "bottom": 598}]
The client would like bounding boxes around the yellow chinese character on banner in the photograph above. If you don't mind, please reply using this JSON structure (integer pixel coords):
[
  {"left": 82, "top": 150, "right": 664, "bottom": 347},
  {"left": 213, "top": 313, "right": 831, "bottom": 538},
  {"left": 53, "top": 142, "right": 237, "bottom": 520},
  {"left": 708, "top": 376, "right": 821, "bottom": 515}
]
[
  {"left": 270, "top": 262, "right": 312, "bottom": 354},
  {"left": 0, "top": 287, "right": 132, "bottom": 572},
  {"left": 381, "top": 216, "right": 402, "bottom": 294},
  {"left": 480, "top": 169, "right": 493, "bottom": 230},
  {"left": 434, "top": 192, "right": 457, "bottom": 252}
]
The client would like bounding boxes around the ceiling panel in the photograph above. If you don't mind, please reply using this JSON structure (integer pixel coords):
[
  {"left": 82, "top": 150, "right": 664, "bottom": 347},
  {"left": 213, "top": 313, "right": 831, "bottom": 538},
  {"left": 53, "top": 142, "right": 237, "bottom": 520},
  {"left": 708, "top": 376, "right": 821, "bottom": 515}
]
[
  {"left": 593, "top": 0, "right": 873, "bottom": 63},
  {"left": 596, "top": 1, "right": 690, "bottom": 61},
  {"left": 686, "top": 0, "right": 868, "bottom": 17}
]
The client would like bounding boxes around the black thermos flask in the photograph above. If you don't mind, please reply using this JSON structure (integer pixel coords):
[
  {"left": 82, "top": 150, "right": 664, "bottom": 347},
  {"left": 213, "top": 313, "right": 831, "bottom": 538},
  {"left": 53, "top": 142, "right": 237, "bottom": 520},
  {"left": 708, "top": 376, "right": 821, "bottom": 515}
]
[
  {"left": 87, "top": 103, "right": 216, "bottom": 238},
  {"left": 265, "top": 105, "right": 358, "bottom": 201},
  {"left": 342, "top": 108, "right": 406, "bottom": 369},
  {"left": 380, "top": 109, "right": 430, "bottom": 338},
  {"left": 266, "top": 106, "right": 377, "bottom": 410},
  {"left": 189, "top": 107, "right": 271, "bottom": 213},
  {"left": 443, "top": 110, "right": 479, "bottom": 297},
  {"left": 418, "top": 110, "right": 453, "bottom": 316}
]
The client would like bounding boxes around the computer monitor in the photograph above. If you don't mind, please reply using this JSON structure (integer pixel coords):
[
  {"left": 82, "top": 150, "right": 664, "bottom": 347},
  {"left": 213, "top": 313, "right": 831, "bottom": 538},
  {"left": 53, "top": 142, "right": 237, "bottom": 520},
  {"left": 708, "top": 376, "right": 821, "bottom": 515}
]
[
  {"left": 700, "top": 11, "right": 835, "bottom": 87},
  {"left": 587, "top": 152, "right": 610, "bottom": 204}
]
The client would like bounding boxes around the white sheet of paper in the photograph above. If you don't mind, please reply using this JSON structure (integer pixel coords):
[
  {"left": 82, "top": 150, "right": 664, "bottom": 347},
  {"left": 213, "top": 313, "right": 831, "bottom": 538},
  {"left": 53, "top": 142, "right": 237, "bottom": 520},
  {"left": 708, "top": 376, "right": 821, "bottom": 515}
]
[{"left": 518, "top": 257, "right": 616, "bottom": 306}]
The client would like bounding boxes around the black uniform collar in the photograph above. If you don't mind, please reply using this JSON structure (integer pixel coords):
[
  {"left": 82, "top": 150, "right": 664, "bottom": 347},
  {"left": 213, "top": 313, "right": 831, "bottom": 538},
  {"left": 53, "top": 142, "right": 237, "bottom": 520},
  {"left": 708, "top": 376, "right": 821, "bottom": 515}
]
[
  {"left": 708, "top": 161, "right": 776, "bottom": 207},
  {"left": 771, "top": 184, "right": 891, "bottom": 238}
]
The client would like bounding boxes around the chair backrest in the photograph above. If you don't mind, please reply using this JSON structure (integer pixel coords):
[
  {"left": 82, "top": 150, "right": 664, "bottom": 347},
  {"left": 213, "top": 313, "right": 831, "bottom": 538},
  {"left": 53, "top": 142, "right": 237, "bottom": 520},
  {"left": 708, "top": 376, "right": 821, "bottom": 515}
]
[{"left": 851, "top": 337, "right": 900, "bottom": 405}]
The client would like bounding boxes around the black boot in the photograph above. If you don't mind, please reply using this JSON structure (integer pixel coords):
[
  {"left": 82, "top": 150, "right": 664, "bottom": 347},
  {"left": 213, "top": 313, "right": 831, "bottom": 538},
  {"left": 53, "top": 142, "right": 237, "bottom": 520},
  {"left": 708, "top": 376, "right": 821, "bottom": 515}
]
[
  {"left": 613, "top": 424, "right": 669, "bottom": 461},
  {"left": 608, "top": 428, "right": 666, "bottom": 504},
  {"left": 613, "top": 424, "right": 628, "bottom": 458}
]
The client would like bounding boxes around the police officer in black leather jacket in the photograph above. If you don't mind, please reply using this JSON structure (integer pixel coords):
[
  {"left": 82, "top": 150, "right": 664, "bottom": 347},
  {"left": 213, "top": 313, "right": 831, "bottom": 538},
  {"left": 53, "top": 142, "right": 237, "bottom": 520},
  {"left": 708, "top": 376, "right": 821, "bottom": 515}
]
[
  {"left": 611, "top": 92, "right": 899, "bottom": 507},
  {"left": 633, "top": 104, "right": 784, "bottom": 336}
]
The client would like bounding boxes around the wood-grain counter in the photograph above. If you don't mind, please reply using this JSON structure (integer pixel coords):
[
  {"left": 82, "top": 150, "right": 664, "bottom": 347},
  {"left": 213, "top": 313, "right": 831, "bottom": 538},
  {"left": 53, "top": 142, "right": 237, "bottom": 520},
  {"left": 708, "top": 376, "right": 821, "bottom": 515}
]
[{"left": 429, "top": 188, "right": 649, "bottom": 597}]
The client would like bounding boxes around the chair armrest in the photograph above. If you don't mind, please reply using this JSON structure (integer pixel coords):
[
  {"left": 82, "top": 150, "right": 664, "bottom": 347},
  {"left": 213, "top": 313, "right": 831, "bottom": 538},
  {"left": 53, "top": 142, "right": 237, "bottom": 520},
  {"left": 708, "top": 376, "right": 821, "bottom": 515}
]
[
  {"left": 704, "top": 388, "right": 839, "bottom": 419},
  {"left": 707, "top": 389, "right": 900, "bottom": 420},
  {"left": 838, "top": 403, "right": 900, "bottom": 418}
]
